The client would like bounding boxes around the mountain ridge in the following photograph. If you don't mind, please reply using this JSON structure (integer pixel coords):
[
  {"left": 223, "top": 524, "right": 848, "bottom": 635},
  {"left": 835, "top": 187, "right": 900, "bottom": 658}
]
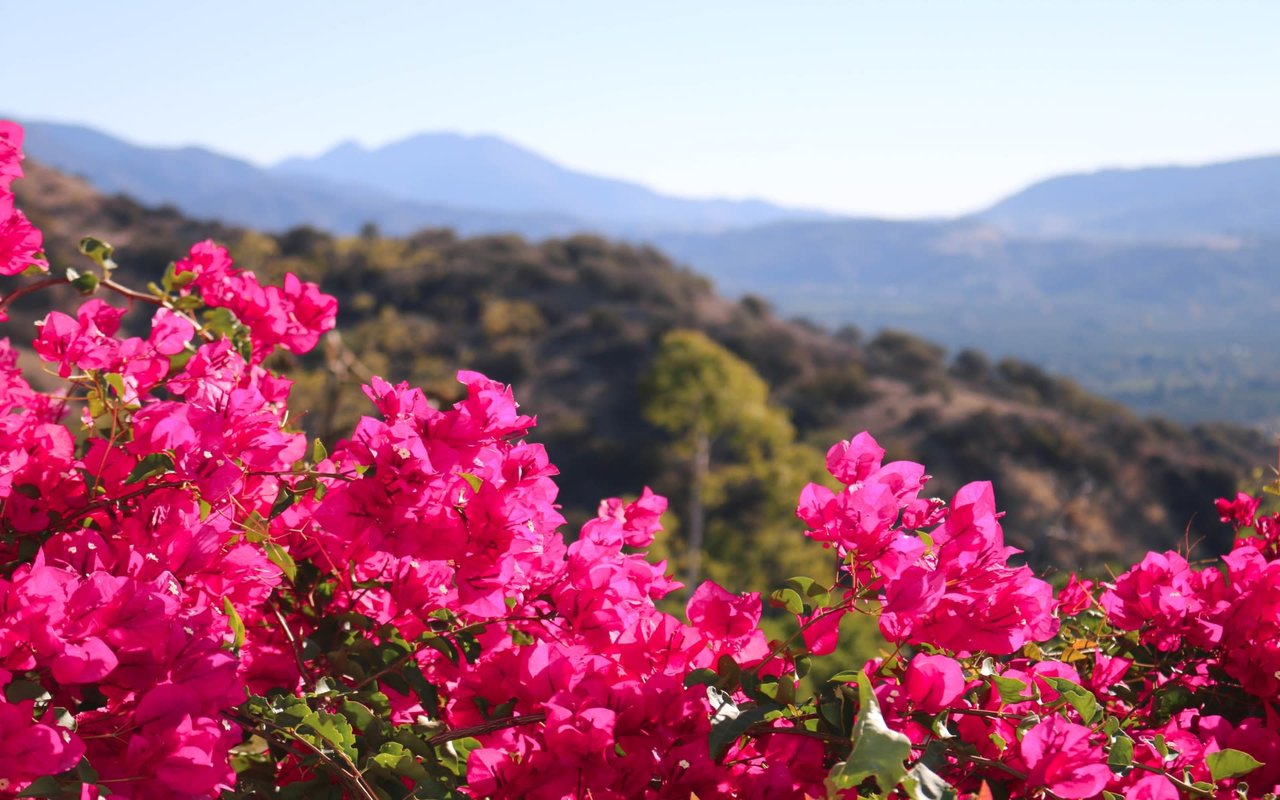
[
  {"left": 14, "top": 119, "right": 588, "bottom": 239},
  {"left": 14, "top": 119, "right": 829, "bottom": 237},
  {"left": 272, "top": 129, "right": 831, "bottom": 231}
]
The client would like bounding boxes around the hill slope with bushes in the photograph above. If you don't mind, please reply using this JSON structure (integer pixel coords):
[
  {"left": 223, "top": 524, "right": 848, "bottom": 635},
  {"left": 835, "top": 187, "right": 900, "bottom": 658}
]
[{"left": 11, "top": 161, "right": 1269, "bottom": 584}]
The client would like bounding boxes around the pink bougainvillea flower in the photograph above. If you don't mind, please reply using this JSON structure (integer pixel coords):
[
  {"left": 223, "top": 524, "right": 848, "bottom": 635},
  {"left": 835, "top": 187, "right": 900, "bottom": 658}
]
[{"left": 1019, "top": 716, "right": 1111, "bottom": 799}]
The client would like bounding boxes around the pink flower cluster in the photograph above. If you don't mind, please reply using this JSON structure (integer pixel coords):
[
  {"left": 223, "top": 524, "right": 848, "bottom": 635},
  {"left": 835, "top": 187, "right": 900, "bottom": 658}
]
[
  {"left": 174, "top": 241, "right": 337, "bottom": 361},
  {"left": 0, "top": 121, "right": 46, "bottom": 301},
  {"left": 792, "top": 431, "right": 1280, "bottom": 797},
  {"left": 279, "top": 371, "right": 821, "bottom": 798},
  {"left": 1, "top": 304, "right": 306, "bottom": 796},
  {"left": 797, "top": 433, "right": 1059, "bottom": 655}
]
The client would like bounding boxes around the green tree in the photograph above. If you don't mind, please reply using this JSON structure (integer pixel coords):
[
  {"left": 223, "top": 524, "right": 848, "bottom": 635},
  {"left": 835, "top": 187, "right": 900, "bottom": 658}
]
[{"left": 641, "top": 329, "right": 803, "bottom": 589}]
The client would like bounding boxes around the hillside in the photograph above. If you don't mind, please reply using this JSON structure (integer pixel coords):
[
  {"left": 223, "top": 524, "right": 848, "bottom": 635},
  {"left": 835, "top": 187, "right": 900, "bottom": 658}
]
[
  {"left": 9, "top": 161, "right": 1271, "bottom": 581},
  {"left": 653, "top": 219, "right": 1280, "bottom": 428},
  {"left": 979, "top": 153, "right": 1280, "bottom": 240},
  {"left": 19, "top": 119, "right": 1280, "bottom": 430}
]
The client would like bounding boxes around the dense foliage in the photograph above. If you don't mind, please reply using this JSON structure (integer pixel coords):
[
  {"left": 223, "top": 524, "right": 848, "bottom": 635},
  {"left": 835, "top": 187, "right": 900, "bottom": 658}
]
[{"left": 4, "top": 120, "right": 1280, "bottom": 799}]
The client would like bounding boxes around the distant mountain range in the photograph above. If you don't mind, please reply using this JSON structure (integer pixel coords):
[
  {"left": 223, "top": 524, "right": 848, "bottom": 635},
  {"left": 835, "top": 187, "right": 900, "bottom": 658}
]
[
  {"left": 978, "top": 154, "right": 1280, "bottom": 241},
  {"left": 15, "top": 120, "right": 827, "bottom": 237},
  {"left": 276, "top": 133, "right": 827, "bottom": 232},
  {"left": 19, "top": 117, "right": 1280, "bottom": 243},
  {"left": 10, "top": 116, "right": 1280, "bottom": 427}
]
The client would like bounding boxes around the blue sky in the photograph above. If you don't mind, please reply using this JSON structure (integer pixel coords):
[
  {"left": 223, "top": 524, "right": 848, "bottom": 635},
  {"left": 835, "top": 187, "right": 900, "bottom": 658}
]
[{"left": 7, "top": 1, "right": 1279, "bottom": 217}]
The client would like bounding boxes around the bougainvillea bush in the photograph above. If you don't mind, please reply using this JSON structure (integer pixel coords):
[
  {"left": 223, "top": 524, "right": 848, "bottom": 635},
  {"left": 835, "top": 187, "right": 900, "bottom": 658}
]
[{"left": 1, "top": 119, "right": 1279, "bottom": 799}]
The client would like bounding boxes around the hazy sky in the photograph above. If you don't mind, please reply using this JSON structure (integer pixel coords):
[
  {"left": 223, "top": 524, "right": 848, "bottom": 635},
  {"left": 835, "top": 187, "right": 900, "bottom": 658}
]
[{"left": 7, "top": 1, "right": 1278, "bottom": 217}]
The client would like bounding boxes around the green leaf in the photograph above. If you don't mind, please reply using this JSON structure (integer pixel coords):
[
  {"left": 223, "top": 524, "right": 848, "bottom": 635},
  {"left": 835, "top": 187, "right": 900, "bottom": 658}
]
[
  {"left": 826, "top": 669, "right": 863, "bottom": 684},
  {"left": 683, "top": 668, "right": 719, "bottom": 689},
  {"left": 74, "top": 758, "right": 100, "bottom": 785},
  {"left": 715, "top": 654, "right": 741, "bottom": 683},
  {"left": 992, "top": 674, "right": 1036, "bottom": 704},
  {"left": 18, "top": 775, "right": 66, "bottom": 797},
  {"left": 104, "top": 372, "right": 127, "bottom": 398},
  {"left": 4, "top": 679, "right": 50, "bottom": 703},
  {"left": 1107, "top": 733, "right": 1134, "bottom": 772},
  {"left": 126, "top": 452, "right": 174, "bottom": 484},
  {"left": 989, "top": 730, "right": 1008, "bottom": 752},
  {"left": 298, "top": 710, "right": 358, "bottom": 760},
  {"left": 162, "top": 261, "right": 197, "bottom": 293},
  {"left": 424, "top": 634, "right": 460, "bottom": 665},
  {"left": 242, "top": 512, "right": 270, "bottom": 543},
  {"left": 769, "top": 587, "right": 805, "bottom": 615},
  {"left": 1043, "top": 677, "right": 1099, "bottom": 723},
  {"left": 402, "top": 665, "right": 439, "bottom": 711},
  {"left": 173, "top": 293, "right": 203, "bottom": 311},
  {"left": 826, "top": 671, "right": 913, "bottom": 796},
  {"left": 1153, "top": 734, "right": 1170, "bottom": 760},
  {"left": 458, "top": 471, "right": 483, "bottom": 493},
  {"left": 371, "top": 741, "right": 433, "bottom": 782},
  {"left": 222, "top": 597, "right": 246, "bottom": 651},
  {"left": 1207, "top": 749, "right": 1263, "bottom": 782},
  {"left": 78, "top": 236, "right": 114, "bottom": 267},
  {"left": 270, "top": 488, "right": 297, "bottom": 518},
  {"left": 787, "top": 575, "right": 832, "bottom": 606},
  {"left": 339, "top": 700, "right": 376, "bottom": 731},
  {"left": 902, "top": 761, "right": 957, "bottom": 800},
  {"left": 70, "top": 271, "right": 100, "bottom": 295},
  {"left": 263, "top": 541, "right": 298, "bottom": 582}
]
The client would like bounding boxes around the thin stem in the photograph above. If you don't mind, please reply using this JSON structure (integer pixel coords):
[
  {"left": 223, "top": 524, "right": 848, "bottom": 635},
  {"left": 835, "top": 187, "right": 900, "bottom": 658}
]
[
  {"left": 1131, "top": 762, "right": 1215, "bottom": 797},
  {"left": 744, "top": 722, "right": 853, "bottom": 747},
  {"left": 0, "top": 276, "right": 67, "bottom": 312},
  {"left": 958, "top": 752, "right": 1028, "bottom": 781},
  {"left": 427, "top": 712, "right": 546, "bottom": 746},
  {"left": 747, "top": 595, "right": 857, "bottom": 675},
  {"left": 270, "top": 600, "right": 317, "bottom": 689}
]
